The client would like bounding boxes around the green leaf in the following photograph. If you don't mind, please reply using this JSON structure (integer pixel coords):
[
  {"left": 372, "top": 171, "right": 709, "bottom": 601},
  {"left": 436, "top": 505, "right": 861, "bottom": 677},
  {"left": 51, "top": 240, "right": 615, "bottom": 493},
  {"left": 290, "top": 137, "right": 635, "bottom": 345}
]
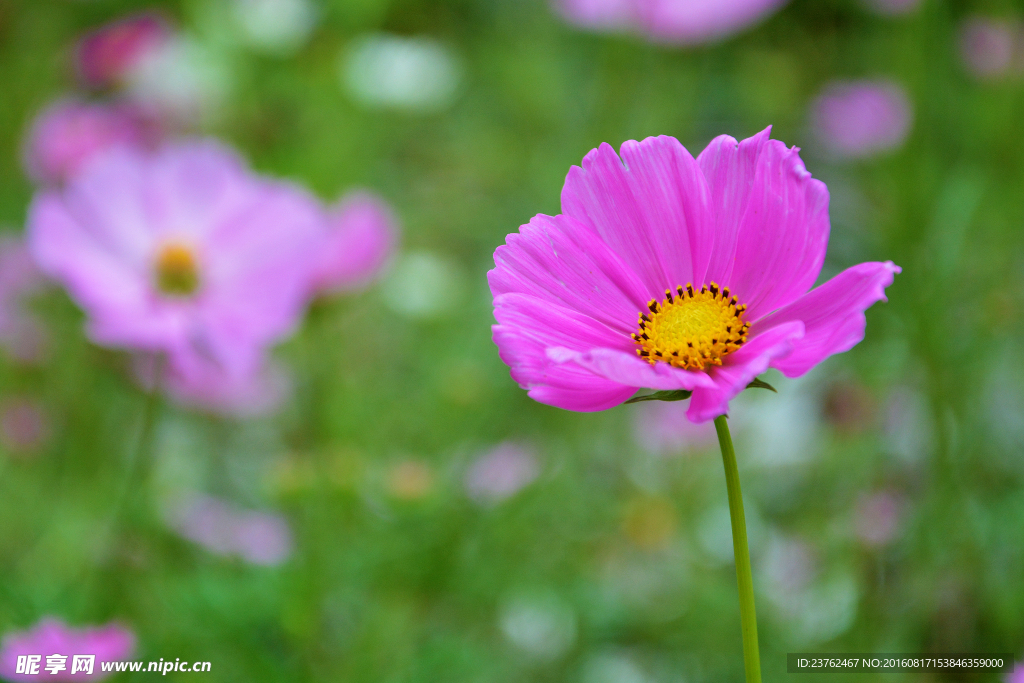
[
  {"left": 745, "top": 377, "right": 777, "bottom": 393},
  {"left": 625, "top": 389, "right": 693, "bottom": 404}
]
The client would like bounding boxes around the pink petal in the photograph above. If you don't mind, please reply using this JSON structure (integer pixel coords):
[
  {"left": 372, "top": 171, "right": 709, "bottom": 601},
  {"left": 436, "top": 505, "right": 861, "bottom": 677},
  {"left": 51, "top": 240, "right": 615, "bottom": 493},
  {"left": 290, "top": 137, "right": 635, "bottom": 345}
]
[
  {"left": 560, "top": 136, "right": 714, "bottom": 294},
  {"left": 686, "top": 320, "right": 804, "bottom": 423},
  {"left": 698, "top": 127, "right": 830, "bottom": 319},
  {"left": 310, "top": 190, "right": 397, "bottom": 294},
  {"left": 637, "top": 0, "right": 789, "bottom": 45},
  {"left": 753, "top": 261, "right": 900, "bottom": 378},
  {"left": 547, "top": 346, "right": 716, "bottom": 391},
  {"left": 493, "top": 293, "right": 635, "bottom": 411},
  {"left": 490, "top": 213, "right": 651, "bottom": 335}
]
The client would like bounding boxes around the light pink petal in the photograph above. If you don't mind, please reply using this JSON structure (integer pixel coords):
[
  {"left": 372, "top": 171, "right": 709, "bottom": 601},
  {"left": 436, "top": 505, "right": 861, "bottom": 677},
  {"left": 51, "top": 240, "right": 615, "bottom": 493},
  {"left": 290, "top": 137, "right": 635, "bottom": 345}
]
[
  {"left": 311, "top": 191, "right": 397, "bottom": 294},
  {"left": 699, "top": 128, "right": 830, "bottom": 319},
  {"left": 548, "top": 346, "right": 716, "bottom": 391},
  {"left": 560, "top": 136, "right": 714, "bottom": 294},
  {"left": 686, "top": 320, "right": 804, "bottom": 423},
  {"left": 637, "top": 0, "right": 788, "bottom": 44},
  {"left": 490, "top": 213, "right": 651, "bottom": 334},
  {"left": 554, "top": 0, "right": 636, "bottom": 30},
  {"left": 493, "top": 293, "right": 635, "bottom": 411},
  {"left": 754, "top": 261, "right": 900, "bottom": 378}
]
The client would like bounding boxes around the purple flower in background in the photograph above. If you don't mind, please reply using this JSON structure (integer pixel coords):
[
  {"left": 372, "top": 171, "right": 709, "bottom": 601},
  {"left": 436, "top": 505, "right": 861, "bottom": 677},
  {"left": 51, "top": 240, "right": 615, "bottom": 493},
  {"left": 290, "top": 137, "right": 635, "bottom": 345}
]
[
  {"left": 464, "top": 442, "right": 540, "bottom": 505},
  {"left": 0, "top": 618, "right": 134, "bottom": 681},
  {"left": 310, "top": 191, "right": 397, "bottom": 295},
  {"left": 633, "top": 401, "right": 716, "bottom": 454},
  {"left": 810, "top": 80, "right": 913, "bottom": 159},
  {"left": 959, "top": 17, "right": 1022, "bottom": 80},
  {"left": 28, "top": 140, "right": 326, "bottom": 383},
  {"left": 554, "top": 0, "right": 788, "bottom": 45},
  {"left": 135, "top": 355, "right": 292, "bottom": 418},
  {"left": 0, "top": 237, "right": 47, "bottom": 363},
  {"left": 0, "top": 397, "right": 49, "bottom": 455},
  {"left": 75, "top": 11, "right": 172, "bottom": 89},
  {"left": 1006, "top": 662, "right": 1024, "bottom": 683},
  {"left": 853, "top": 490, "right": 905, "bottom": 548},
  {"left": 164, "top": 493, "right": 293, "bottom": 565},
  {"left": 22, "top": 98, "right": 154, "bottom": 186},
  {"left": 489, "top": 127, "right": 899, "bottom": 422}
]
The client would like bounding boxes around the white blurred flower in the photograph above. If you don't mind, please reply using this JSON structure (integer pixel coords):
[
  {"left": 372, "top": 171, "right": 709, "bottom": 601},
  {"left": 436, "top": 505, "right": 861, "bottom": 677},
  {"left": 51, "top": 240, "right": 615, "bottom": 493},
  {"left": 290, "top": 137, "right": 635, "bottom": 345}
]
[
  {"left": 883, "top": 386, "right": 934, "bottom": 464},
  {"left": 381, "top": 251, "right": 465, "bottom": 319},
  {"left": 730, "top": 374, "right": 820, "bottom": 467},
  {"left": 126, "top": 35, "right": 230, "bottom": 124},
  {"left": 232, "top": 0, "right": 317, "bottom": 54},
  {"left": 341, "top": 34, "right": 461, "bottom": 112},
  {"left": 580, "top": 652, "right": 651, "bottom": 683},
  {"left": 499, "top": 591, "right": 577, "bottom": 662},
  {"left": 697, "top": 501, "right": 765, "bottom": 565}
]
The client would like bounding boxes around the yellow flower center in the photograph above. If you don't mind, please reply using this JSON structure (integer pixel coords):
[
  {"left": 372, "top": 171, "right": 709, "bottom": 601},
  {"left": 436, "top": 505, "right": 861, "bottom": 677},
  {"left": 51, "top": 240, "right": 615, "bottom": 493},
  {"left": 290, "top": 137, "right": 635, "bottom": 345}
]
[
  {"left": 632, "top": 282, "right": 750, "bottom": 371},
  {"left": 154, "top": 242, "right": 200, "bottom": 296}
]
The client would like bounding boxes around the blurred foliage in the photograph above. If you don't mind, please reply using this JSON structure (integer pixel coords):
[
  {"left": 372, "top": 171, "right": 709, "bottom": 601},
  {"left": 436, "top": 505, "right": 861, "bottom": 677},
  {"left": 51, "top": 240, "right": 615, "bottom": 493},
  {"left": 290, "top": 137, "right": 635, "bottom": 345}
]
[{"left": 2, "top": 0, "right": 1024, "bottom": 681}]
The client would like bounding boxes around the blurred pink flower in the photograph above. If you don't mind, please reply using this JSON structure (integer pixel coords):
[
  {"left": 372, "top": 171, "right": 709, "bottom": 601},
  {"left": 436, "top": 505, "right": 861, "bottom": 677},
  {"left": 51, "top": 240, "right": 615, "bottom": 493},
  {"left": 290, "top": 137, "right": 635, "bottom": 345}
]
[
  {"left": 861, "top": 0, "right": 920, "bottom": 16},
  {"left": 633, "top": 401, "right": 716, "bottom": 454},
  {"left": 164, "top": 493, "right": 293, "bottom": 565},
  {"left": 959, "top": 17, "right": 1022, "bottom": 80},
  {"left": 22, "top": 98, "right": 154, "bottom": 186},
  {"left": 27, "top": 140, "right": 326, "bottom": 383},
  {"left": 489, "top": 127, "right": 899, "bottom": 421},
  {"left": 554, "top": 0, "right": 788, "bottom": 45},
  {"left": 464, "top": 442, "right": 540, "bottom": 505},
  {"left": 810, "top": 79, "right": 913, "bottom": 159},
  {"left": 0, "top": 618, "right": 134, "bottom": 681},
  {"left": 1006, "top": 662, "right": 1024, "bottom": 683},
  {"left": 75, "top": 11, "right": 172, "bottom": 89},
  {"left": 0, "top": 398, "right": 49, "bottom": 455},
  {"left": 135, "top": 355, "right": 292, "bottom": 418},
  {"left": 853, "top": 490, "right": 904, "bottom": 548},
  {"left": 0, "top": 236, "right": 47, "bottom": 363},
  {"left": 310, "top": 191, "right": 397, "bottom": 295}
]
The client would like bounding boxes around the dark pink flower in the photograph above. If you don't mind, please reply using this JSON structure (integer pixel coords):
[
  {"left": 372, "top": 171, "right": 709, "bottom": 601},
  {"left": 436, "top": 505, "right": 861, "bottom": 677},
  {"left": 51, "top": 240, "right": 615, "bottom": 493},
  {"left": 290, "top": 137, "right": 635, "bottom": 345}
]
[
  {"left": 27, "top": 140, "right": 326, "bottom": 382},
  {"left": 310, "top": 190, "right": 397, "bottom": 295},
  {"left": 0, "top": 618, "right": 134, "bottom": 681},
  {"left": 810, "top": 80, "right": 913, "bottom": 159},
  {"left": 74, "top": 11, "right": 173, "bottom": 89},
  {"left": 489, "top": 127, "right": 899, "bottom": 422},
  {"left": 464, "top": 442, "right": 540, "bottom": 505},
  {"left": 554, "top": 0, "right": 788, "bottom": 45},
  {"left": 22, "top": 98, "right": 154, "bottom": 186},
  {"left": 164, "top": 493, "right": 292, "bottom": 565},
  {"left": 0, "top": 236, "right": 47, "bottom": 363},
  {"left": 959, "top": 17, "right": 1023, "bottom": 80}
]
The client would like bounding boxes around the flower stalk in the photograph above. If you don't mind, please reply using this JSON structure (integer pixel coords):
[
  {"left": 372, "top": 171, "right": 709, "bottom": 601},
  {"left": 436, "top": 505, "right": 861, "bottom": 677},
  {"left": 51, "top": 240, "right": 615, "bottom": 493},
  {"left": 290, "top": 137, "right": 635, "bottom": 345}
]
[{"left": 714, "top": 414, "right": 761, "bottom": 683}]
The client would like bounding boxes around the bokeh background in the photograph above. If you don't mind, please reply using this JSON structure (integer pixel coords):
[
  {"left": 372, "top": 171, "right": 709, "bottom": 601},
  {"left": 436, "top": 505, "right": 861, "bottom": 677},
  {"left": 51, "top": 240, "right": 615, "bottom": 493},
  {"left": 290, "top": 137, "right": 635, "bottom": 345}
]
[{"left": 1, "top": 0, "right": 1023, "bottom": 681}]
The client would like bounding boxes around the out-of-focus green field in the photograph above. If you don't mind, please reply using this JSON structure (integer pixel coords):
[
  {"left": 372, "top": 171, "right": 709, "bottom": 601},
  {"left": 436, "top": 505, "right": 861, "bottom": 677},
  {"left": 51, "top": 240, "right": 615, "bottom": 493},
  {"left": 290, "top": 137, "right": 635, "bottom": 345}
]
[{"left": 1, "top": 0, "right": 1023, "bottom": 681}]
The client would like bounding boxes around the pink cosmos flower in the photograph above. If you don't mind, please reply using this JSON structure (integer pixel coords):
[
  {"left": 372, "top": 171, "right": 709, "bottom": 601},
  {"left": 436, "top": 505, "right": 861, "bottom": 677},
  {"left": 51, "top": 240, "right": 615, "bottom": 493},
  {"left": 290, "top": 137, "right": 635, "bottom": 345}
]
[
  {"left": 164, "top": 493, "right": 293, "bottom": 565},
  {"left": 75, "top": 11, "right": 173, "bottom": 89},
  {"left": 554, "top": 0, "right": 788, "bottom": 45},
  {"left": 489, "top": 127, "right": 899, "bottom": 423},
  {"left": 309, "top": 190, "right": 397, "bottom": 295},
  {"left": 0, "top": 618, "right": 135, "bottom": 681},
  {"left": 810, "top": 80, "right": 913, "bottom": 159},
  {"left": 22, "top": 98, "right": 154, "bottom": 186},
  {"left": 464, "top": 442, "right": 540, "bottom": 505},
  {"left": 27, "top": 140, "right": 325, "bottom": 382},
  {"left": 0, "top": 236, "right": 47, "bottom": 363}
]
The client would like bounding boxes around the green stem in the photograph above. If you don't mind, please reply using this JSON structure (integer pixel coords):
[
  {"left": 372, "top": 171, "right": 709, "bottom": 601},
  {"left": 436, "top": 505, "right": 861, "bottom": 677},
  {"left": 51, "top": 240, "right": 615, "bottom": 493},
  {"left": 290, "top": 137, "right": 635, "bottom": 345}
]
[{"left": 714, "top": 414, "right": 762, "bottom": 683}]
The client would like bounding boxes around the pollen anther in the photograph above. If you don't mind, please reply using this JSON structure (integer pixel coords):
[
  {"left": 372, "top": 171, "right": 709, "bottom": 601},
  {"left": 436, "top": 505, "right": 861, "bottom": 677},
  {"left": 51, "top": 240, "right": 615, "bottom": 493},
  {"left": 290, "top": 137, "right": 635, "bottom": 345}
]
[{"left": 633, "top": 281, "right": 750, "bottom": 371}]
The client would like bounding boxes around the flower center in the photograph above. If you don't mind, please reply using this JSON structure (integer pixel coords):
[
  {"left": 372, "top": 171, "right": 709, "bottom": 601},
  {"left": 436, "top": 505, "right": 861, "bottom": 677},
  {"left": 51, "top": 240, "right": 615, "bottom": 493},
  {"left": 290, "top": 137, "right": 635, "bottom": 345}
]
[
  {"left": 632, "top": 282, "right": 750, "bottom": 371},
  {"left": 154, "top": 242, "right": 200, "bottom": 296}
]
